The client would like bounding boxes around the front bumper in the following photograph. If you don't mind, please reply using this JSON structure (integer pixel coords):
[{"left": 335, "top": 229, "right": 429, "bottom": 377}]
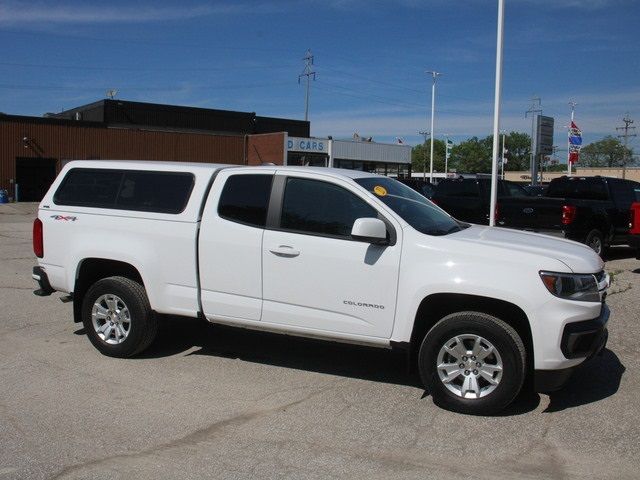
[
  {"left": 32, "top": 266, "right": 55, "bottom": 297},
  {"left": 534, "top": 305, "right": 609, "bottom": 392}
]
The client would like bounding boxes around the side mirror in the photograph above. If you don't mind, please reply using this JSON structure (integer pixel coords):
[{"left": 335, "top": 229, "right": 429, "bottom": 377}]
[{"left": 351, "top": 217, "right": 388, "bottom": 244}]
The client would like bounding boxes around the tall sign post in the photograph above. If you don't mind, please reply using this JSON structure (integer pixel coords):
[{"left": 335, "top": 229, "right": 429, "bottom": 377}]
[{"left": 535, "top": 115, "right": 554, "bottom": 185}]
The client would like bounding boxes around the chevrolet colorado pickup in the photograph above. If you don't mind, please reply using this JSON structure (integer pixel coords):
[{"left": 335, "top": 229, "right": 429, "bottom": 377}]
[{"left": 32, "top": 161, "right": 610, "bottom": 414}]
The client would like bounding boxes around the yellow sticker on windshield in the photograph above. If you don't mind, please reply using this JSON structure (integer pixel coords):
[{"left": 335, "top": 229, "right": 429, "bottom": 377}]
[{"left": 373, "top": 185, "right": 387, "bottom": 196}]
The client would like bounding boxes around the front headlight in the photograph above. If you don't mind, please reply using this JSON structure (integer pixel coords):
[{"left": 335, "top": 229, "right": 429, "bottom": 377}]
[{"left": 539, "top": 271, "right": 600, "bottom": 302}]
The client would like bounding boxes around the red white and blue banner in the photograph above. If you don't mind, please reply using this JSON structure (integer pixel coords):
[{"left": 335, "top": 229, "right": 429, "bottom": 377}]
[{"left": 568, "top": 121, "right": 582, "bottom": 164}]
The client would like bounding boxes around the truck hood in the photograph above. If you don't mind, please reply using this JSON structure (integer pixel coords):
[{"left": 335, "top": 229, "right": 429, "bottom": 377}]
[{"left": 448, "top": 225, "right": 604, "bottom": 273}]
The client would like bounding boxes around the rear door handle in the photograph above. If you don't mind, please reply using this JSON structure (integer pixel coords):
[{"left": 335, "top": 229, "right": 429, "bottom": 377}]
[{"left": 269, "top": 245, "right": 300, "bottom": 257}]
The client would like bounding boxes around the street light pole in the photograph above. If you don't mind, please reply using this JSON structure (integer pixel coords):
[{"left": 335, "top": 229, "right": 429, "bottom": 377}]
[
  {"left": 444, "top": 134, "right": 450, "bottom": 176},
  {"left": 418, "top": 130, "right": 429, "bottom": 180},
  {"left": 489, "top": 0, "right": 505, "bottom": 227},
  {"left": 426, "top": 70, "right": 442, "bottom": 184}
]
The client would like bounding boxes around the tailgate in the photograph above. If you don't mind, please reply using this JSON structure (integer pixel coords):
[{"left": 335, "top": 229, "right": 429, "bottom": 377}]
[{"left": 499, "top": 196, "right": 565, "bottom": 231}]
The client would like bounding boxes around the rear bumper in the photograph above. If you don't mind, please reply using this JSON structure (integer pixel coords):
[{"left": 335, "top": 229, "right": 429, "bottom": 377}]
[
  {"left": 629, "top": 235, "right": 640, "bottom": 258},
  {"left": 534, "top": 307, "right": 609, "bottom": 392},
  {"left": 32, "top": 266, "right": 55, "bottom": 296}
]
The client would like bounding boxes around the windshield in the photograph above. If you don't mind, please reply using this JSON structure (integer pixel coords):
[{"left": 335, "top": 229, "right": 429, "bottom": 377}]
[{"left": 355, "top": 177, "right": 467, "bottom": 236}]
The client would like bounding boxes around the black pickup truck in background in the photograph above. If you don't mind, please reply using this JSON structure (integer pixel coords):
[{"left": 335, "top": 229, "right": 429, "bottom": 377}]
[
  {"left": 431, "top": 178, "right": 531, "bottom": 225},
  {"left": 432, "top": 176, "right": 640, "bottom": 255}
]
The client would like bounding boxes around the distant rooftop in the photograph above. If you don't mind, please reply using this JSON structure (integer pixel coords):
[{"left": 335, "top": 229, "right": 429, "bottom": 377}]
[{"left": 46, "top": 99, "right": 310, "bottom": 137}]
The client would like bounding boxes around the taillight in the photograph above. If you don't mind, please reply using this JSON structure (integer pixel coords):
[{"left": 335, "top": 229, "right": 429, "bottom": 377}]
[
  {"left": 631, "top": 203, "right": 640, "bottom": 234},
  {"left": 562, "top": 205, "right": 576, "bottom": 225},
  {"left": 495, "top": 202, "right": 500, "bottom": 221},
  {"left": 33, "top": 218, "right": 43, "bottom": 258}
]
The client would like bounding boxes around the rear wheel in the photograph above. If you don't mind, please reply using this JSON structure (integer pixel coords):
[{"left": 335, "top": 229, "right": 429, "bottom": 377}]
[
  {"left": 418, "top": 311, "right": 526, "bottom": 415},
  {"left": 82, "top": 276, "right": 157, "bottom": 357},
  {"left": 584, "top": 229, "right": 604, "bottom": 256}
]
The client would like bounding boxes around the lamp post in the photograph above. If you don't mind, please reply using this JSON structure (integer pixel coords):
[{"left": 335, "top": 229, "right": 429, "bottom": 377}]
[
  {"left": 500, "top": 130, "right": 506, "bottom": 180},
  {"left": 426, "top": 70, "right": 442, "bottom": 184},
  {"left": 418, "top": 130, "right": 429, "bottom": 180}
]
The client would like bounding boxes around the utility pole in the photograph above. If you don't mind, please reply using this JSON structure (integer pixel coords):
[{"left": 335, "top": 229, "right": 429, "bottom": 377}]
[
  {"left": 298, "top": 49, "right": 316, "bottom": 122},
  {"left": 525, "top": 97, "right": 542, "bottom": 185},
  {"left": 567, "top": 101, "right": 577, "bottom": 175},
  {"left": 418, "top": 130, "right": 429, "bottom": 180},
  {"left": 426, "top": 70, "right": 442, "bottom": 184},
  {"left": 616, "top": 113, "right": 636, "bottom": 179}
]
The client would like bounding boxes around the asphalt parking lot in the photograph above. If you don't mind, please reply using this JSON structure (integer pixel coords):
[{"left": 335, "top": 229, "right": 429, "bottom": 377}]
[{"left": 1, "top": 202, "right": 639, "bottom": 480}]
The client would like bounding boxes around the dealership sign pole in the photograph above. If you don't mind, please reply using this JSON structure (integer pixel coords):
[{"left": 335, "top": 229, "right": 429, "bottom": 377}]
[{"left": 489, "top": 0, "right": 505, "bottom": 227}]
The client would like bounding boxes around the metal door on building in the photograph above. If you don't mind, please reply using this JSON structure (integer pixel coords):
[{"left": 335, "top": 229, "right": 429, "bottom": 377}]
[{"left": 15, "top": 157, "right": 58, "bottom": 202}]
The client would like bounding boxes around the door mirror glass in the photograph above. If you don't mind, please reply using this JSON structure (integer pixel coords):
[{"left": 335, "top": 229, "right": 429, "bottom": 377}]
[{"left": 351, "top": 218, "right": 387, "bottom": 244}]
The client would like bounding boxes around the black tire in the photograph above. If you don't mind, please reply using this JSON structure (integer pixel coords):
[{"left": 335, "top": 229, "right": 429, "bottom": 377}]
[
  {"left": 81, "top": 276, "right": 157, "bottom": 358},
  {"left": 584, "top": 229, "right": 605, "bottom": 256},
  {"left": 418, "top": 311, "right": 526, "bottom": 415}
]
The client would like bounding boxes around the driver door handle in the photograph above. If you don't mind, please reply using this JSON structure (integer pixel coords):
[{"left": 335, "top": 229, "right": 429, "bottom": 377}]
[{"left": 269, "top": 245, "right": 300, "bottom": 257}]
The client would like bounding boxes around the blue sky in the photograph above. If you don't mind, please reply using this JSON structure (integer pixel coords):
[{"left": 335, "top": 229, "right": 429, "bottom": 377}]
[{"left": 0, "top": 0, "right": 638, "bottom": 159}]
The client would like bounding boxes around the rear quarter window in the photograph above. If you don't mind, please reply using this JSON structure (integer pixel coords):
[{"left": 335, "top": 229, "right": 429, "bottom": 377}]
[
  {"left": 217, "top": 174, "right": 274, "bottom": 227},
  {"left": 546, "top": 178, "right": 609, "bottom": 201},
  {"left": 54, "top": 168, "right": 195, "bottom": 214}
]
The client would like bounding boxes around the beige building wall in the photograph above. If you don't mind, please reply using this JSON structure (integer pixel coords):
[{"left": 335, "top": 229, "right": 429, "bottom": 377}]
[{"left": 505, "top": 167, "right": 640, "bottom": 183}]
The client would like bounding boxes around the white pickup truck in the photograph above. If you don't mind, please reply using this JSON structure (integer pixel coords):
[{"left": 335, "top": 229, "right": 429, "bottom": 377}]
[{"left": 32, "top": 160, "right": 610, "bottom": 414}]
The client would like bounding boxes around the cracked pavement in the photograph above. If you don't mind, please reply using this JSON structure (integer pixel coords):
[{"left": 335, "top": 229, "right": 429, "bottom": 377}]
[{"left": 1, "top": 203, "right": 639, "bottom": 479}]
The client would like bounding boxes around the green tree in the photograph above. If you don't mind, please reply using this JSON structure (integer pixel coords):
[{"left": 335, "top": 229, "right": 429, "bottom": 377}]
[
  {"left": 411, "top": 139, "right": 446, "bottom": 174},
  {"left": 578, "top": 136, "right": 634, "bottom": 167},
  {"left": 503, "top": 131, "right": 532, "bottom": 171},
  {"left": 448, "top": 136, "right": 492, "bottom": 173}
]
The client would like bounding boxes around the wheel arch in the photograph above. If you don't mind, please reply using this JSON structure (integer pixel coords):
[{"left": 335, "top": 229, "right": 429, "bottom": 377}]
[
  {"left": 72, "top": 258, "right": 145, "bottom": 323},
  {"left": 409, "top": 293, "right": 534, "bottom": 377}
]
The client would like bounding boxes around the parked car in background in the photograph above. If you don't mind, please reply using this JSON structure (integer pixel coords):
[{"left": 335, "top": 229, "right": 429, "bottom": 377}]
[
  {"left": 432, "top": 175, "right": 640, "bottom": 256},
  {"left": 523, "top": 184, "right": 548, "bottom": 197},
  {"left": 396, "top": 178, "right": 436, "bottom": 199},
  {"left": 498, "top": 176, "right": 640, "bottom": 256},
  {"left": 430, "top": 177, "right": 531, "bottom": 225}
]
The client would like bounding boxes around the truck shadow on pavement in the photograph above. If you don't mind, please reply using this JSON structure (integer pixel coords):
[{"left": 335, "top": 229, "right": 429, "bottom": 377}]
[
  {"left": 84, "top": 316, "right": 624, "bottom": 415},
  {"left": 543, "top": 349, "right": 625, "bottom": 413},
  {"left": 605, "top": 246, "right": 638, "bottom": 261}
]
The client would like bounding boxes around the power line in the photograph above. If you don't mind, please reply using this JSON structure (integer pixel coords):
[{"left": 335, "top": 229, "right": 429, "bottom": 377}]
[
  {"left": 0, "top": 81, "right": 289, "bottom": 92},
  {"left": 0, "top": 30, "right": 296, "bottom": 54},
  {"left": 0, "top": 61, "right": 298, "bottom": 72}
]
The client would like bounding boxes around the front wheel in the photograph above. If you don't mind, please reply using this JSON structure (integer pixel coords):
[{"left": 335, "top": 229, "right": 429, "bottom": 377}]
[
  {"left": 81, "top": 276, "right": 158, "bottom": 358},
  {"left": 418, "top": 311, "right": 526, "bottom": 415}
]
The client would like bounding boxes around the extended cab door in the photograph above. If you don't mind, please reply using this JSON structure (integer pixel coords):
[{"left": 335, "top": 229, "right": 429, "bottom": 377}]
[
  {"left": 199, "top": 169, "right": 274, "bottom": 321},
  {"left": 261, "top": 173, "right": 402, "bottom": 339}
]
